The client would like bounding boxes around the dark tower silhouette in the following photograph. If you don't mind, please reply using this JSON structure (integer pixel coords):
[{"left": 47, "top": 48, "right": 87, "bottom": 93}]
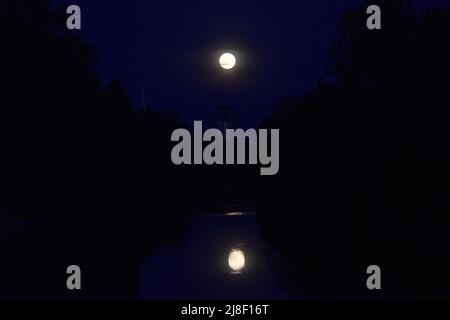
[{"left": 217, "top": 106, "right": 239, "bottom": 132}]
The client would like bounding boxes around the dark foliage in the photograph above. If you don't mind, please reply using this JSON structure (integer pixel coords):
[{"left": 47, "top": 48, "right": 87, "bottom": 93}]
[{"left": 256, "top": 0, "right": 450, "bottom": 299}]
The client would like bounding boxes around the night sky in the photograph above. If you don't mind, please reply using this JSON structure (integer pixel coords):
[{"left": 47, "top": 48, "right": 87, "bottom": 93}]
[
  {"left": 3, "top": 0, "right": 450, "bottom": 301},
  {"left": 63, "top": 0, "right": 448, "bottom": 127}
]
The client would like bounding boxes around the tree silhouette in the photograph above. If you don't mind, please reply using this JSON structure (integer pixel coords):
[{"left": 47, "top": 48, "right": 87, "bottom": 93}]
[
  {"left": 256, "top": 0, "right": 450, "bottom": 299},
  {"left": 0, "top": 0, "right": 190, "bottom": 299}
]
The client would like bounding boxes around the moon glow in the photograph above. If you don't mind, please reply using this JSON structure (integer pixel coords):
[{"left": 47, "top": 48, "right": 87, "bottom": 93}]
[
  {"left": 228, "top": 248, "right": 245, "bottom": 272},
  {"left": 219, "top": 53, "right": 236, "bottom": 70}
]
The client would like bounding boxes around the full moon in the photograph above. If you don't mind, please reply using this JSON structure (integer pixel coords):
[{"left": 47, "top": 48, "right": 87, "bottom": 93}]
[
  {"left": 219, "top": 53, "right": 236, "bottom": 70},
  {"left": 228, "top": 248, "right": 245, "bottom": 272}
]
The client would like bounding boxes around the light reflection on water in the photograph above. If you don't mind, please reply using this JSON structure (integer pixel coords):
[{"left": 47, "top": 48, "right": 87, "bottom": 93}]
[
  {"left": 228, "top": 248, "right": 245, "bottom": 274},
  {"left": 139, "top": 209, "right": 292, "bottom": 299},
  {"left": 225, "top": 211, "right": 244, "bottom": 217}
]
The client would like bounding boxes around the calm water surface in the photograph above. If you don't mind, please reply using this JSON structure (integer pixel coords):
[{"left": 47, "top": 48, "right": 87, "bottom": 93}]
[{"left": 139, "top": 207, "right": 298, "bottom": 299}]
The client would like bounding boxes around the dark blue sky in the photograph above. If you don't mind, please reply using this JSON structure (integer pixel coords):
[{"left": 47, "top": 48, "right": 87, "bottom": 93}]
[{"left": 64, "top": 0, "right": 449, "bottom": 127}]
